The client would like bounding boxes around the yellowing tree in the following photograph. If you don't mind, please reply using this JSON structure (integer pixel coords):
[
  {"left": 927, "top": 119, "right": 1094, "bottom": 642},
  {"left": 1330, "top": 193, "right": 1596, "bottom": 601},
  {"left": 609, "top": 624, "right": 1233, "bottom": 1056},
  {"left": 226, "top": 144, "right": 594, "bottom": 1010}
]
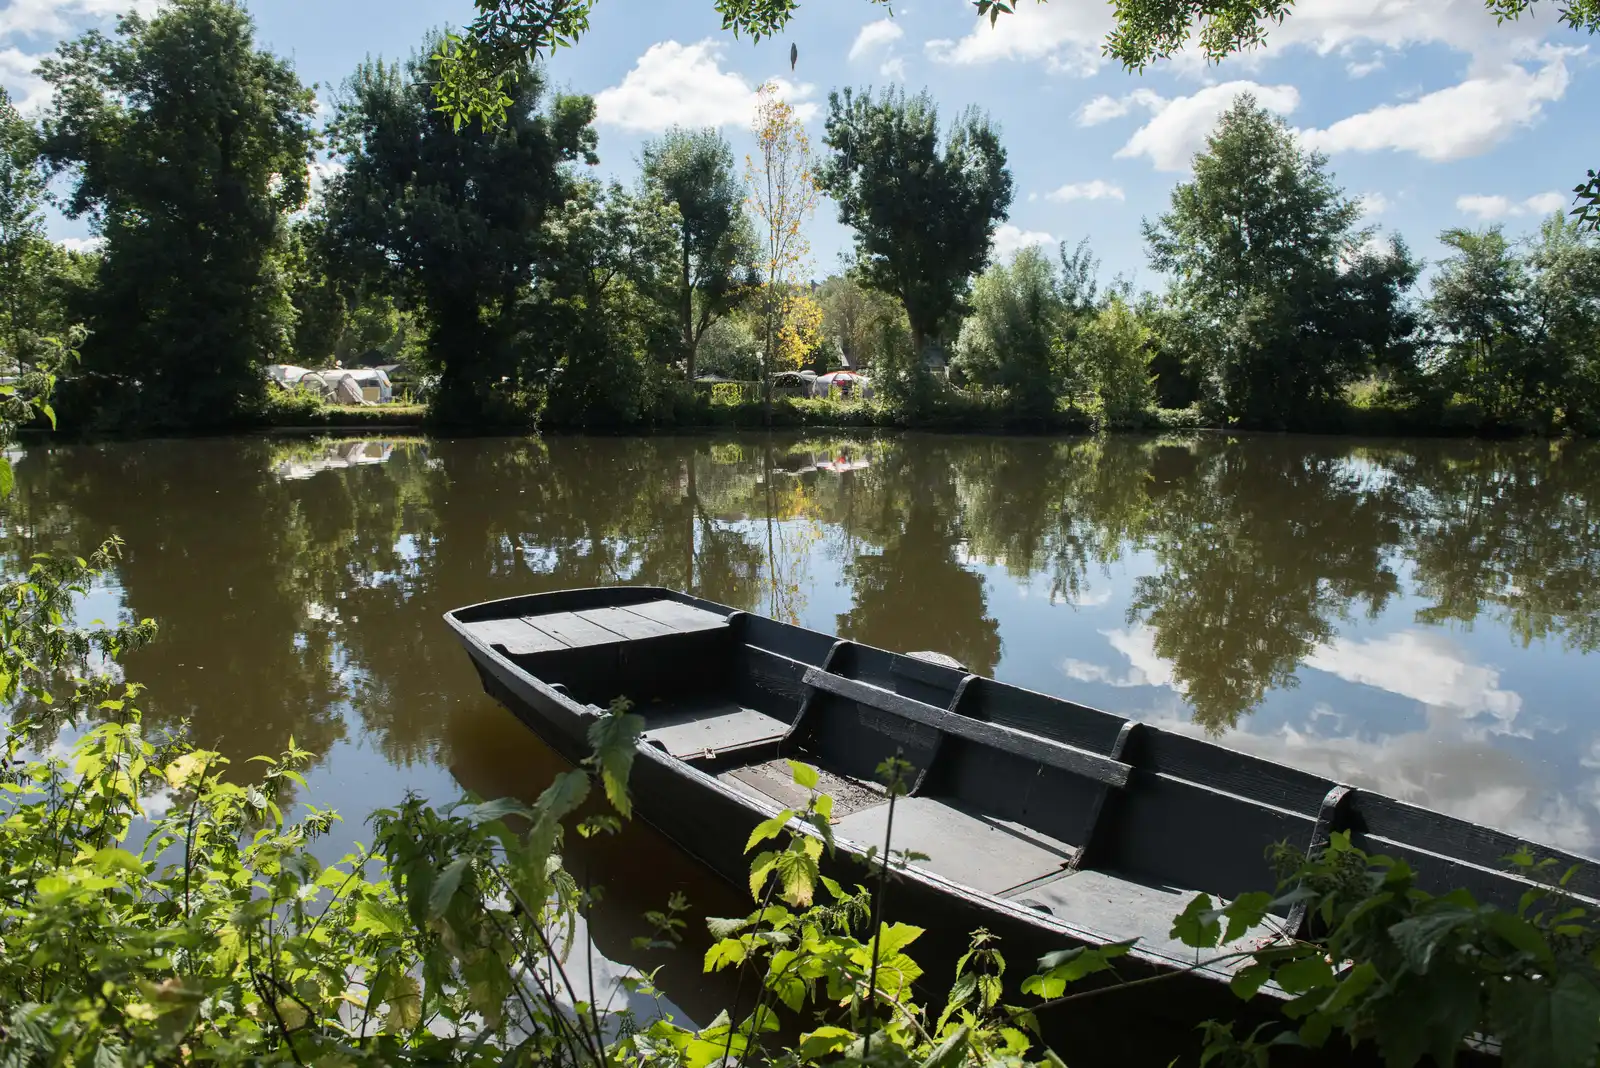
[
  {"left": 775, "top": 291, "right": 824, "bottom": 370},
  {"left": 746, "top": 82, "right": 818, "bottom": 416}
]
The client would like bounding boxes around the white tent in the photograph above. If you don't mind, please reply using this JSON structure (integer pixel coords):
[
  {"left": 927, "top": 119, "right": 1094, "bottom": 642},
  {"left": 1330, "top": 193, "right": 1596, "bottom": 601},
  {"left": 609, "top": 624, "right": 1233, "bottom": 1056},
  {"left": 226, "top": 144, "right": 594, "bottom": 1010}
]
[
  {"left": 813, "top": 370, "right": 871, "bottom": 399},
  {"left": 266, "top": 364, "right": 311, "bottom": 388},
  {"left": 301, "top": 368, "right": 394, "bottom": 404}
]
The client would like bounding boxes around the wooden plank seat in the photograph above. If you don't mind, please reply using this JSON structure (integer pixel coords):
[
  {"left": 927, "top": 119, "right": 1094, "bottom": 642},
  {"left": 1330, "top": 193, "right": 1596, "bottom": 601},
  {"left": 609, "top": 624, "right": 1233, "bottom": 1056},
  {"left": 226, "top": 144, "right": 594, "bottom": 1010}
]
[
  {"left": 639, "top": 698, "right": 789, "bottom": 757},
  {"left": 463, "top": 598, "right": 728, "bottom": 657},
  {"left": 800, "top": 667, "right": 1131, "bottom": 789}
]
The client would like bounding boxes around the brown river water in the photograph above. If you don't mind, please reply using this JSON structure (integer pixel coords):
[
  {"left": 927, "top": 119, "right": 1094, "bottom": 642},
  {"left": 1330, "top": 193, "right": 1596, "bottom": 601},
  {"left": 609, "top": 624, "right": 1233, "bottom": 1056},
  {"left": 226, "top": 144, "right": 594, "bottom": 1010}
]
[{"left": 5, "top": 430, "right": 1599, "bottom": 1023}]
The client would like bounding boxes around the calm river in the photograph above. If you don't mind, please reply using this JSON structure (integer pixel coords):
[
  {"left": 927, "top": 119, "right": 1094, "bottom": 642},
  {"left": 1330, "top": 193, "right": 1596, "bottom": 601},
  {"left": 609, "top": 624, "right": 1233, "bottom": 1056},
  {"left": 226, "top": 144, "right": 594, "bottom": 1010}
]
[{"left": 5, "top": 431, "right": 1599, "bottom": 1012}]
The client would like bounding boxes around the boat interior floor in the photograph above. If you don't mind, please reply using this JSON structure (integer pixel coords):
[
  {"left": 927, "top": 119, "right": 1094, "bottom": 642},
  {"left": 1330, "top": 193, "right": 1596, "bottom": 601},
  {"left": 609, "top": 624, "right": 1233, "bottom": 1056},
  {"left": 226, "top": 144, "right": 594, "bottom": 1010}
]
[
  {"left": 638, "top": 698, "right": 789, "bottom": 758},
  {"left": 720, "top": 753, "right": 1272, "bottom": 968}
]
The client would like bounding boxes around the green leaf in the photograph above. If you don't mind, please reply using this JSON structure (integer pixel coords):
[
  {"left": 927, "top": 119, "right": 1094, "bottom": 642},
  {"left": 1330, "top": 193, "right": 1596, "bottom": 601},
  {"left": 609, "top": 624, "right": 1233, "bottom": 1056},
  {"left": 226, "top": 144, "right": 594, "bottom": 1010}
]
[
  {"left": 797, "top": 1026, "right": 855, "bottom": 1060},
  {"left": 920, "top": 1024, "right": 971, "bottom": 1068},
  {"left": 1171, "top": 893, "right": 1223, "bottom": 948},
  {"left": 1373, "top": 963, "right": 1482, "bottom": 1068},
  {"left": 1229, "top": 962, "right": 1272, "bottom": 1001},
  {"left": 384, "top": 973, "right": 421, "bottom": 1033},
  {"left": 1275, "top": 954, "right": 1334, "bottom": 995},
  {"left": 354, "top": 899, "right": 407, "bottom": 936},
  {"left": 0, "top": 458, "right": 13, "bottom": 500},
  {"left": 937, "top": 971, "right": 978, "bottom": 1032},
  {"left": 1486, "top": 910, "right": 1554, "bottom": 966},
  {"left": 427, "top": 857, "right": 469, "bottom": 919},
  {"left": 463, "top": 797, "right": 534, "bottom": 825},
  {"left": 703, "top": 938, "right": 747, "bottom": 971},
  {"left": 586, "top": 706, "right": 643, "bottom": 818},
  {"left": 1221, "top": 891, "right": 1273, "bottom": 943},
  {"left": 787, "top": 760, "right": 819, "bottom": 789},
  {"left": 1495, "top": 973, "right": 1600, "bottom": 1068},
  {"left": 748, "top": 850, "right": 778, "bottom": 900},
  {"left": 1389, "top": 906, "right": 1475, "bottom": 973},
  {"left": 745, "top": 809, "right": 796, "bottom": 853}
]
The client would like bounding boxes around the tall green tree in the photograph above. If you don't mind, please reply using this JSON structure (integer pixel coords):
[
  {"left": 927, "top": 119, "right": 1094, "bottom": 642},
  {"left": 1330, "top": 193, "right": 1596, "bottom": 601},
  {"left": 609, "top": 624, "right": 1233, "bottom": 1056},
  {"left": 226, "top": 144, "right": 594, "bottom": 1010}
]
[
  {"left": 323, "top": 42, "right": 596, "bottom": 424},
  {"left": 1145, "top": 95, "right": 1418, "bottom": 427},
  {"left": 1424, "top": 227, "right": 1538, "bottom": 424},
  {"left": 818, "top": 88, "right": 1013, "bottom": 361},
  {"left": 0, "top": 87, "right": 50, "bottom": 372},
  {"left": 39, "top": 0, "right": 316, "bottom": 429},
  {"left": 953, "top": 245, "right": 1066, "bottom": 417},
  {"left": 640, "top": 127, "right": 756, "bottom": 382},
  {"left": 527, "top": 180, "right": 680, "bottom": 426},
  {"left": 1526, "top": 214, "right": 1600, "bottom": 428}
]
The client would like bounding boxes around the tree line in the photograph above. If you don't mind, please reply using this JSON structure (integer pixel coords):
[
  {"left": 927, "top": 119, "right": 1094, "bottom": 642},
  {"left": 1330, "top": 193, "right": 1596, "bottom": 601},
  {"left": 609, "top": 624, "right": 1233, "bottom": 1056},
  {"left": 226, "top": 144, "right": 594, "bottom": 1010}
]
[{"left": 0, "top": 0, "right": 1596, "bottom": 433}]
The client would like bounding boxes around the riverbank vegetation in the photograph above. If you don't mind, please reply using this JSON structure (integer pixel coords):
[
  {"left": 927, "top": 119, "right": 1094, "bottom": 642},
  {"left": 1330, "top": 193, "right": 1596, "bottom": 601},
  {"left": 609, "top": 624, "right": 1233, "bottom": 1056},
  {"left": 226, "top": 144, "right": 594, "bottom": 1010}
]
[{"left": 2, "top": 0, "right": 1597, "bottom": 437}]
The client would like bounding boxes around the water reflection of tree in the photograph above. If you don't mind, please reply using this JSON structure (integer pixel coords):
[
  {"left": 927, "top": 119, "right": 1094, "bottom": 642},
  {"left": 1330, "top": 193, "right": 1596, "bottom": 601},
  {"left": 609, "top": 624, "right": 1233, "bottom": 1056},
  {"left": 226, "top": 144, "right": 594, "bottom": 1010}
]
[
  {"left": 1126, "top": 438, "right": 1405, "bottom": 732},
  {"left": 1380, "top": 440, "right": 1600, "bottom": 653},
  {"left": 955, "top": 437, "right": 1153, "bottom": 605},
  {"left": 9, "top": 430, "right": 1600, "bottom": 769},
  {"left": 834, "top": 440, "right": 1002, "bottom": 676},
  {"left": 10, "top": 440, "right": 353, "bottom": 768}
]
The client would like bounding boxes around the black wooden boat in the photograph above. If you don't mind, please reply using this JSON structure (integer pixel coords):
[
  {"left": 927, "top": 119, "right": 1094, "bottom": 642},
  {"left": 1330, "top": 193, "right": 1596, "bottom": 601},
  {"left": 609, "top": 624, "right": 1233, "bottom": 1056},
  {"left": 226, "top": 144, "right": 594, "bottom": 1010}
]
[{"left": 446, "top": 585, "right": 1593, "bottom": 1050}]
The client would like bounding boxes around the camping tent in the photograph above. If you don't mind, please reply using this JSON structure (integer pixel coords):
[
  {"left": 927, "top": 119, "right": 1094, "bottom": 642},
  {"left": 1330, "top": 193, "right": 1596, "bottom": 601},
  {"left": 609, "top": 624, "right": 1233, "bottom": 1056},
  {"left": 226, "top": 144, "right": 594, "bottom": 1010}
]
[
  {"left": 266, "top": 364, "right": 311, "bottom": 388},
  {"left": 298, "top": 368, "right": 394, "bottom": 404},
  {"left": 813, "top": 370, "right": 871, "bottom": 399}
]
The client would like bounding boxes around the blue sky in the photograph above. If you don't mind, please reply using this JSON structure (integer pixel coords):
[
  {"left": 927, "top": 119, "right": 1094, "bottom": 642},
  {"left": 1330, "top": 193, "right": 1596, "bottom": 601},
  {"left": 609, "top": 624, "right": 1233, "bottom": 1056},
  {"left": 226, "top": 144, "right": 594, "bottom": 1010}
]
[{"left": 2, "top": 0, "right": 1596, "bottom": 285}]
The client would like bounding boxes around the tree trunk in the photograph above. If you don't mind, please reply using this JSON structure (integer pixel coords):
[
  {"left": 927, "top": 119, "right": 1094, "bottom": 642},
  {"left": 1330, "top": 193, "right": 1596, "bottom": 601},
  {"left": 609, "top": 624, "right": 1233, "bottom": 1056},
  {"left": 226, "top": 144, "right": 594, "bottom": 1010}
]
[{"left": 681, "top": 233, "right": 695, "bottom": 382}]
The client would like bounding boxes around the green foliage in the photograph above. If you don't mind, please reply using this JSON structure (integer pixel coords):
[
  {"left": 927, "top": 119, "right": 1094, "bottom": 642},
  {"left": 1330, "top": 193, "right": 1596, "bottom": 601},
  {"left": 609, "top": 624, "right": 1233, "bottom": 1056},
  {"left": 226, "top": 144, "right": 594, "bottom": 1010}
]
[
  {"left": 323, "top": 38, "right": 598, "bottom": 426},
  {"left": 1173, "top": 833, "right": 1600, "bottom": 1068},
  {"left": 1146, "top": 95, "right": 1420, "bottom": 428},
  {"left": 1424, "top": 216, "right": 1600, "bottom": 431},
  {"left": 641, "top": 127, "right": 758, "bottom": 380},
  {"left": 816, "top": 272, "right": 904, "bottom": 373},
  {"left": 530, "top": 181, "right": 682, "bottom": 428},
  {"left": 0, "top": 86, "right": 52, "bottom": 374},
  {"left": 954, "top": 246, "right": 1067, "bottom": 418},
  {"left": 1076, "top": 296, "right": 1155, "bottom": 426},
  {"left": 818, "top": 87, "right": 1014, "bottom": 361},
  {"left": 39, "top": 0, "right": 317, "bottom": 431}
]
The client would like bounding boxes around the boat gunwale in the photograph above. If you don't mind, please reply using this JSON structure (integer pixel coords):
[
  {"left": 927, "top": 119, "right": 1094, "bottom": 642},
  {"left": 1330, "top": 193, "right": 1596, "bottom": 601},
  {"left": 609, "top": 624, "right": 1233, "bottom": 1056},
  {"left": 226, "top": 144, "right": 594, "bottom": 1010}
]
[{"left": 444, "top": 586, "right": 1600, "bottom": 921}]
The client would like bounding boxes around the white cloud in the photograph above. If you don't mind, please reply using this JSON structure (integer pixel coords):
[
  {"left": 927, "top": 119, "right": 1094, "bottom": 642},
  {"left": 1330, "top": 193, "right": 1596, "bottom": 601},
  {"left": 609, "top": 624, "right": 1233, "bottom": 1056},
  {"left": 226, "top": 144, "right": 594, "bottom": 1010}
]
[
  {"left": 1115, "top": 81, "right": 1300, "bottom": 172},
  {"left": 0, "top": 0, "right": 157, "bottom": 38},
  {"left": 849, "top": 18, "right": 903, "bottom": 61},
  {"left": 990, "top": 224, "right": 1055, "bottom": 261},
  {"left": 594, "top": 40, "right": 817, "bottom": 133},
  {"left": 310, "top": 156, "right": 344, "bottom": 196},
  {"left": 1357, "top": 192, "right": 1389, "bottom": 217},
  {"left": 57, "top": 236, "right": 101, "bottom": 253},
  {"left": 0, "top": 47, "right": 50, "bottom": 113},
  {"left": 1045, "top": 180, "right": 1126, "bottom": 203},
  {"left": 1303, "top": 630, "right": 1522, "bottom": 731},
  {"left": 879, "top": 56, "right": 908, "bottom": 82},
  {"left": 926, "top": 0, "right": 1113, "bottom": 76},
  {"left": 1076, "top": 88, "right": 1164, "bottom": 126},
  {"left": 1456, "top": 190, "right": 1568, "bottom": 219},
  {"left": 1346, "top": 57, "right": 1386, "bottom": 77},
  {"left": 1061, "top": 625, "right": 1181, "bottom": 691},
  {"left": 1301, "top": 57, "right": 1569, "bottom": 162},
  {"left": 1269, "top": 0, "right": 1545, "bottom": 64}
]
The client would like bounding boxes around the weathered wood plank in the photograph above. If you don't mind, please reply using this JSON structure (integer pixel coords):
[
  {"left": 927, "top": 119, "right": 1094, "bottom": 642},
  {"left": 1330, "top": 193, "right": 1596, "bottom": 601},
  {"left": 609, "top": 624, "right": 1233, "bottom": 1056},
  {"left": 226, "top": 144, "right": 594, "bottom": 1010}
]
[
  {"left": 463, "top": 618, "right": 568, "bottom": 656},
  {"left": 577, "top": 606, "right": 677, "bottom": 640},
  {"left": 523, "top": 611, "right": 625, "bottom": 648},
  {"left": 802, "top": 668, "right": 1131, "bottom": 789},
  {"left": 621, "top": 599, "right": 729, "bottom": 633}
]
